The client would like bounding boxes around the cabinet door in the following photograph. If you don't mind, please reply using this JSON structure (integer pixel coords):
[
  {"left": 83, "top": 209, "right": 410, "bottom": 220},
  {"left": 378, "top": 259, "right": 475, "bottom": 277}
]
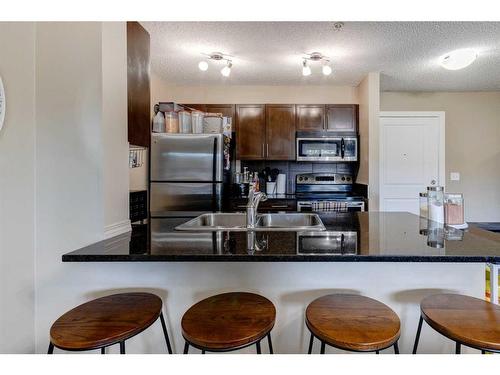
[
  {"left": 236, "top": 105, "right": 266, "bottom": 160},
  {"left": 265, "top": 104, "right": 296, "bottom": 160},
  {"left": 127, "top": 22, "right": 151, "bottom": 147},
  {"left": 206, "top": 104, "right": 235, "bottom": 119},
  {"left": 296, "top": 104, "right": 325, "bottom": 131},
  {"left": 184, "top": 104, "right": 207, "bottom": 112},
  {"left": 325, "top": 104, "right": 358, "bottom": 132}
]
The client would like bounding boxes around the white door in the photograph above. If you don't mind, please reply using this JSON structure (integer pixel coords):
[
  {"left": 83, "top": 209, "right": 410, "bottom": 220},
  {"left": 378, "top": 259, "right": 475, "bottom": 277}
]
[{"left": 379, "top": 112, "right": 445, "bottom": 214}]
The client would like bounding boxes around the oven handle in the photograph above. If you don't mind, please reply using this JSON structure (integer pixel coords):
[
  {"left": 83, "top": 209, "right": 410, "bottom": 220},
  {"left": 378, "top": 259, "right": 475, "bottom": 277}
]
[{"left": 340, "top": 138, "right": 345, "bottom": 159}]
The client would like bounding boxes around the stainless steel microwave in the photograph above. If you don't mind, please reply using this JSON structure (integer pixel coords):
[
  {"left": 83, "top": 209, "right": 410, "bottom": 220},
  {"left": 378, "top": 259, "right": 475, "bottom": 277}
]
[{"left": 296, "top": 132, "right": 358, "bottom": 162}]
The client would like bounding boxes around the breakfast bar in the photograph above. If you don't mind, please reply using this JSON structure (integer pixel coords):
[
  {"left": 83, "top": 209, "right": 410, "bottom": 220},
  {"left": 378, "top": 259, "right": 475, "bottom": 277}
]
[{"left": 60, "top": 212, "right": 500, "bottom": 354}]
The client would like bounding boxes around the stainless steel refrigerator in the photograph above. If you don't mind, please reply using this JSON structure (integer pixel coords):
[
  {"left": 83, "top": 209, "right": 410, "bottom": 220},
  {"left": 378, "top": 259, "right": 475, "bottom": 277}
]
[{"left": 150, "top": 133, "right": 228, "bottom": 218}]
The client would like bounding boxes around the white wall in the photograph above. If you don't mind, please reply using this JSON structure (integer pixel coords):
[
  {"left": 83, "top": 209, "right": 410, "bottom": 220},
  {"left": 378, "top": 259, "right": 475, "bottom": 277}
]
[
  {"left": 0, "top": 22, "right": 36, "bottom": 353},
  {"left": 33, "top": 22, "right": 123, "bottom": 352},
  {"left": 356, "top": 72, "right": 380, "bottom": 209},
  {"left": 381, "top": 92, "right": 500, "bottom": 222},
  {"left": 102, "top": 23, "right": 131, "bottom": 237},
  {"left": 151, "top": 73, "right": 360, "bottom": 105}
]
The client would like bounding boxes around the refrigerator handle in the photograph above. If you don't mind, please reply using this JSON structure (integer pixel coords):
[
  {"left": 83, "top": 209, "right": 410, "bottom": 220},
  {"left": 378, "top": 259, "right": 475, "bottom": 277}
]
[{"left": 212, "top": 137, "right": 218, "bottom": 212}]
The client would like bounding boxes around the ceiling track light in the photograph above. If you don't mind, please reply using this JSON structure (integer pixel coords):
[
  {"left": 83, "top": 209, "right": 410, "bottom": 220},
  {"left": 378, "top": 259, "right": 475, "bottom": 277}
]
[
  {"left": 302, "top": 52, "right": 333, "bottom": 76},
  {"left": 221, "top": 61, "right": 232, "bottom": 77},
  {"left": 302, "top": 60, "right": 311, "bottom": 76},
  {"left": 198, "top": 52, "right": 234, "bottom": 77}
]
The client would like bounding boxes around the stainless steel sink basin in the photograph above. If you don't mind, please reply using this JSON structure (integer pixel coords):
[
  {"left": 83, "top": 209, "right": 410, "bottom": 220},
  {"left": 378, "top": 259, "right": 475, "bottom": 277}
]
[
  {"left": 255, "top": 213, "right": 326, "bottom": 231},
  {"left": 175, "top": 212, "right": 326, "bottom": 232},
  {"left": 175, "top": 213, "right": 248, "bottom": 231}
]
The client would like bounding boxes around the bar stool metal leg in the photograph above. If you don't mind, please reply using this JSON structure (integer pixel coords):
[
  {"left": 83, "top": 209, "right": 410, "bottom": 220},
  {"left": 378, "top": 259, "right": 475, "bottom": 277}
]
[
  {"left": 394, "top": 341, "right": 399, "bottom": 354},
  {"left": 320, "top": 341, "right": 326, "bottom": 354},
  {"left": 101, "top": 347, "right": 105, "bottom": 354},
  {"left": 455, "top": 342, "right": 461, "bottom": 354},
  {"left": 256, "top": 340, "right": 262, "bottom": 354},
  {"left": 159, "top": 311, "right": 173, "bottom": 354},
  {"left": 183, "top": 341, "right": 189, "bottom": 354},
  {"left": 47, "top": 342, "right": 54, "bottom": 354},
  {"left": 267, "top": 332, "right": 274, "bottom": 354},
  {"left": 120, "top": 341, "right": 125, "bottom": 354},
  {"left": 413, "top": 315, "right": 424, "bottom": 354},
  {"left": 308, "top": 333, "right": 314, "bottom": 354}
]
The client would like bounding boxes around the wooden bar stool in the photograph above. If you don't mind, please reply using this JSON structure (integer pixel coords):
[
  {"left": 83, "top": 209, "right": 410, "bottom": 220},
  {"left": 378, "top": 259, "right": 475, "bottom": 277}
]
[
  {"left": 306, "top": 294, "right": 401, "bottom": 354},
  {"left": 413, "top": 293, "right": 500, "bottom": 354},
  {"left": 181, "top": 292, "right": 276, "bottom": 354},
  {"left": 48, "top": 292, "right": 173, "bottom": 354}
]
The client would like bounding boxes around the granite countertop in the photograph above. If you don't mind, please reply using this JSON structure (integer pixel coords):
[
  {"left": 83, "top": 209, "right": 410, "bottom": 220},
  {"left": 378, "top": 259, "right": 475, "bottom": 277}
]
[{"left": 62, "top": 212, "right": 500, "bottom": 263}]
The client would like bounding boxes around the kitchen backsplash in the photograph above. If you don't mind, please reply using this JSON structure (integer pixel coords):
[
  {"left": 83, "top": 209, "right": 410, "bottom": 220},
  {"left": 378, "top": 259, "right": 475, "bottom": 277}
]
[{"left": 240, "top": 161, "right": 357, "bottom": 194}]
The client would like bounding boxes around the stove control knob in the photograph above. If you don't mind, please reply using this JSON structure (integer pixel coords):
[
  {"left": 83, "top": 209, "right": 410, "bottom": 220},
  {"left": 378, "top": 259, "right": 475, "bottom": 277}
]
[
  {"left": 304, "top": 177, "right": 309, "bottom": 181},
  {"left": 346, "top": 177, "right": 351, "bottom": 181},
  {"left": 341, "top": 177, "right": 346, "bottom": 181},
  {"left": 298, "top": 177, "right": 303, "bottom": 181}
]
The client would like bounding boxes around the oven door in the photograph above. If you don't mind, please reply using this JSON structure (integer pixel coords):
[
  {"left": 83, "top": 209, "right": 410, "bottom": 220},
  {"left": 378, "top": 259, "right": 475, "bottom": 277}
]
[
  {"left": 296, "top": 137, "right": 357, "bottom": 161},
  {"left": 297, "top": 200, "right": 365, "bottom": 213}
]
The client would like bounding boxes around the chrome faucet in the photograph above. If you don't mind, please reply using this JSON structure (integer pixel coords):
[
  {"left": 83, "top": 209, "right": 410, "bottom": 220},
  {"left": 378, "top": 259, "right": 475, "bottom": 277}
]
[{"left": 246, "top": 184, "right": 267, "bottom": 228}]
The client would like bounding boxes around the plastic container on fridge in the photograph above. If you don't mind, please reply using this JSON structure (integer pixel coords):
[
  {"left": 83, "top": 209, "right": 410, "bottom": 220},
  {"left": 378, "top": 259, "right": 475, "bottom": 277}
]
[
  {"left": 164, "top": 111, "right": 179, "bottom": 133},
  {"left": 178, "top": 110, "right": 192, "bottom": 133}
]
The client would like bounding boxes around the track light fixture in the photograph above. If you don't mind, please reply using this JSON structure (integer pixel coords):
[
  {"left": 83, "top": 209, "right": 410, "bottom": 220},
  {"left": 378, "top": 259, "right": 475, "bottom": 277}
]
[
  {"left": 302, "top": 52, "right": 333, "bottom": 76},
  {"left": 198, "top": 52, "right": 233, "bottom": 77}
]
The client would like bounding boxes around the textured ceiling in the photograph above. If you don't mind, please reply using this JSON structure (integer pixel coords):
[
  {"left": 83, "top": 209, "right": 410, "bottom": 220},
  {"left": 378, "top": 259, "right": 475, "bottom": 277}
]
[{"left": 142, "top": 22, "right": 500, "bottom": 91}]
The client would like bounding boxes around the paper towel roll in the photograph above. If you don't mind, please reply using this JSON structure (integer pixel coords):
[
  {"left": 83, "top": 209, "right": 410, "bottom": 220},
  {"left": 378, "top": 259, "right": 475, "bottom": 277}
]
[{"left": 276, "top": 174, "right": 286, "bottom": 194}]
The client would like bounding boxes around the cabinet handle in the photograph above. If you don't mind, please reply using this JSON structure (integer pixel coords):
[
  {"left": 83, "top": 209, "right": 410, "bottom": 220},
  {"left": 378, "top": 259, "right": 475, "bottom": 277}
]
[
  {"left": 262, "top": 143, "right": 265, "bottom": 157},
  {"left": 266, "top": 143, "right": 269, "bottom": 157},
  {"left": 271, "top": 205, "right": 289, "bottom": 208}
]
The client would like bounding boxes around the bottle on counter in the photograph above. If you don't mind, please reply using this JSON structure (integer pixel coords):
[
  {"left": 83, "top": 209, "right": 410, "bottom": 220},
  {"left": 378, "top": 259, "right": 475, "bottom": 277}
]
[
  {"left": 253, "top": 172, "right": 260, "bottom": 192},
  {"left": 427, "top": 186, "right": 444, "bottom": 223},
  {"left": 152, "top": 104, "right": 166, "bottom": 133}
]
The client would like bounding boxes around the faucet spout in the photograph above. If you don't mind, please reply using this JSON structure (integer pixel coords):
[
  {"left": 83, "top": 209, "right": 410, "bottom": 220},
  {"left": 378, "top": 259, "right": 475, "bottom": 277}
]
[{"left": 246, "top": 185, "right": 267, "bottom": 228}]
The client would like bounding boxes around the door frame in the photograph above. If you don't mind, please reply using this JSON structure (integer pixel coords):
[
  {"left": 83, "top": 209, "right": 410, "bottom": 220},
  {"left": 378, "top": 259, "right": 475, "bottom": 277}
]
[{"left": 379, "top": 111, "right": 445, "bottom": 212}]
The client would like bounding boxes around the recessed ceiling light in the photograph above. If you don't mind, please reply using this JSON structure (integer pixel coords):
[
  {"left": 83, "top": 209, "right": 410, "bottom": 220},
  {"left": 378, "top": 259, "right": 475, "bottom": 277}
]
[{"left": 440, "top": 49, "right": 477, "bottom": 70}]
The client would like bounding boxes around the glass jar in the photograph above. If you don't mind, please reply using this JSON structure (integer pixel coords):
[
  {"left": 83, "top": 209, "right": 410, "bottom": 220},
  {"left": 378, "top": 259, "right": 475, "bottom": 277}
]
[
  {"left": 427, "top": 186, "right": 444, "bottom": 223},
  {"left": 164, "top": 111, "right": 179, "bottom": 133},
  {"left": 445, "top": 193, "right": 465, "bottom": 225}
]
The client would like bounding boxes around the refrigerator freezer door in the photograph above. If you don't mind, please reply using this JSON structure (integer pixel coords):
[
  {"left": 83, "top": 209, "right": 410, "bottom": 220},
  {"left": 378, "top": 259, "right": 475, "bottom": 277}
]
[
  {"left": 150, "top": 182, "right": 223, "bottom": 216},
  {"left": 151, "top": 133, "right": 223, "bottom": 182}
]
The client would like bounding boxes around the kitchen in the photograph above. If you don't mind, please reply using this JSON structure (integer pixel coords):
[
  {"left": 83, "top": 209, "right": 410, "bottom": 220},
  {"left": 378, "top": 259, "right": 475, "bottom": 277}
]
[{"left": 1, "top": 8, "right": 500, "bottom": 371}]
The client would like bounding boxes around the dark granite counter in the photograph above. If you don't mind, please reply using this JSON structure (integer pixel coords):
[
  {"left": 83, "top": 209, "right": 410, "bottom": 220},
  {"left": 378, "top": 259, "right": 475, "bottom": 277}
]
[{"left": 62, "top": 212, "right": 500, "bottom": 263}]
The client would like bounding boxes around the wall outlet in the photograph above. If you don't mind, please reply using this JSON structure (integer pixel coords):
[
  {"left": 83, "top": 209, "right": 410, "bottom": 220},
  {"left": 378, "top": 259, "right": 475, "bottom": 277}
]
[{"left": 450, "top": 172, "right": 460, "bottom": 181}]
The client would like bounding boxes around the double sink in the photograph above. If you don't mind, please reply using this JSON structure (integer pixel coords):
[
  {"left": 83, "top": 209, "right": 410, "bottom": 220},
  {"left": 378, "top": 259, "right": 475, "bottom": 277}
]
[{"left": 175, "top": 212, "right": 326, "bottom": 232}]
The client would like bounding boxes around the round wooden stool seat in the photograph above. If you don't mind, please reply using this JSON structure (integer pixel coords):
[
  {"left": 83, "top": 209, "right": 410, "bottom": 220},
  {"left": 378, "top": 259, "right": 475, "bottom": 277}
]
[
  {"left": 418, "top": 294, "right": 500, "bottom": 352},
  {"left": 306, "top": 294, "right": 401, "bottom": 353},
  {"left": 181, "top": 292, "right": 276, "bottom": 352},
  {"left": 50, "top": 293, "right": 168, "bottom": 352}
]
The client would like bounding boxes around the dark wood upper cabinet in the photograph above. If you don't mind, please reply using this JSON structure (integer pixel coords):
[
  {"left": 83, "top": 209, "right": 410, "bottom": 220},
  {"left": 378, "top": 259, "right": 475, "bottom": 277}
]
[
  {"left": 296, "top": 104, "right": 325, "bottom": 131},
  {"left": 235, "top": 105, "right": 266, "bottom": 160},
  {"left": 266, "top": 105, "right": 296, "bottom": 160},
  {"left": 325, "top": 104, "right": 358, "bottom": 132},
  {"left": 127, "top": 22, "right": 151, "bottom": 147},
  {"left": 184, "top": 104, "right": 235, "bottom": 119}
]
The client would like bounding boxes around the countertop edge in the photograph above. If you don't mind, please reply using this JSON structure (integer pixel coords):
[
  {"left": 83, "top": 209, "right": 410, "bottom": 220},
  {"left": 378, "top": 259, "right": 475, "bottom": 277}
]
[{"left": 61, "top": 254, "right": 500, "bottom": 263}]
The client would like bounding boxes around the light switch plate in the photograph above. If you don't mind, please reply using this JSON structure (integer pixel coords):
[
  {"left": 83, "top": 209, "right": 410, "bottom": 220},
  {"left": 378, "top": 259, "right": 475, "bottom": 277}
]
[{"left": 450, "top": 172, "right": 460, "bottom": 181}]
